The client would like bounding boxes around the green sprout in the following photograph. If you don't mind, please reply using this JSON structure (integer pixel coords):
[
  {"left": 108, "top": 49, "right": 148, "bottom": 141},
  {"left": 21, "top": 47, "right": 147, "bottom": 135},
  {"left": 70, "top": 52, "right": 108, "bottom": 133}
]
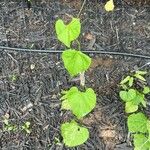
[
  {"left": 9, "top": 74, "right": 17, "bottom": 82},
  {"left": 119, "top": 70, "right": 149, "bottom": 113},
  {"left": 3, "top": 117, "right": 17, "bottom": 132},
  {"left": 21, "top": 121, "right": 31, "bottom": 134}
]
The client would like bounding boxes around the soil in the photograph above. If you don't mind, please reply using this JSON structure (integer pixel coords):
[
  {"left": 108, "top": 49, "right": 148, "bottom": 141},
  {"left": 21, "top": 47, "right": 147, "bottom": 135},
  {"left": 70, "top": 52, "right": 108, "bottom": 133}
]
[{"left": 0, "top": 0, "right": 150, "bottom": 150}]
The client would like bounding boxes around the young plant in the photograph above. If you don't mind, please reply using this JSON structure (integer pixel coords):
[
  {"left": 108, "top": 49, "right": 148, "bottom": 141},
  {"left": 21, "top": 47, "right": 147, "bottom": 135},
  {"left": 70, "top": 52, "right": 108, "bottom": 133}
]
[
  {"left": 119, "top": 71, "right": 149, "bottom": 113},
  {"left": 120, "top": 71, "right": 148, "bottom": 87},
  {"left": 2, "top": 116, "right": 17, "bottom": 132},
  {"left": 119, "top": 70, "right": 150, "bottom": 150},
  {"left": 21, "top": 121, "right": 31, "bottom": 134},
  {"left": 55, "top": 17, "right": 96, "bottom": 147},
  {"left": 9, "top": 74, "right": 17, "bottom": 82}
]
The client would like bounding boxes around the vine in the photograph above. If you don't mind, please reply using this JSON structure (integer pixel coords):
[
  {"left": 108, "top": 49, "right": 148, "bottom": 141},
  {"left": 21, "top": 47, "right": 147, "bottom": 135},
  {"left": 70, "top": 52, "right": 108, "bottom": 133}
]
[{"left": 55, "top": 17, "right": 96, "bottom": 147}]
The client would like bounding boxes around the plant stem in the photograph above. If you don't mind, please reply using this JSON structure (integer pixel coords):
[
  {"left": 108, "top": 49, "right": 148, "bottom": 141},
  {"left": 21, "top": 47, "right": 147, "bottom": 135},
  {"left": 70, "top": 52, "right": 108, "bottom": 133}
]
[
  {"left": 76, "top": 40, "right": 81, "bottom": 50},
  {"left": 80, "top": 72, "right": 85, "bottom": 87}
]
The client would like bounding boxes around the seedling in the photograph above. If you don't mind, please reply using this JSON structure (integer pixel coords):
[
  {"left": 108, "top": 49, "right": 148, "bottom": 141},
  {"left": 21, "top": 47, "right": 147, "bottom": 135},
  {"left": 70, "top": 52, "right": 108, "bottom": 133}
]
[
  {"left": 2, "top": 116, "right": 31, "bottom": 134},
  {"left": 119, "top": 71, "right": 149, "bottom": 113},
  {"left": 21, "top": 121, "right": 31, "bottom": 134},
  {"left": 120, "top": 71, "right": 148, "bottom": 88},
  {"left": 55, "top": 17, "right": 96, "bottom": 147},
  {"left": 2, "top": 117, "right": 17, "bottom": 132},
  {"left": 9, "top": 74, "right": 17, "bottom": 82},
  {"left": 119, "top": 70, "right": 150, "bottom": 149}
]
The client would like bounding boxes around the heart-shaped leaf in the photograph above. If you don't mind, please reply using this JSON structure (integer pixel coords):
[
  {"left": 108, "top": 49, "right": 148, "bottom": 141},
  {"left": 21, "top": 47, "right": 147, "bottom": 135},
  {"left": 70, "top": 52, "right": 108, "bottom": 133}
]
[
  {"left": 119, "top": 89, "right": 136, "bottom": 102},
  {"left": 132, "top": 92, "right": 145, "bottom": 105},
  {"left": 55, "top": 18, "right": 81, "bottom": 47},
  {"left": 127, "top": 113, "right": 148, "bottom": 133},
  {"left": 62, "top": 49, "right": 91, "bottom": 76},
  {"left": 61, "top": 121, "right": 89, "bottom": 147},
  {"left": 120, "top": 90, "right": 146, "bottom": 110},
  {"left": 134, "top": 134, "right": 150, "bottom": 150},
  {"left": 61, "top": 87, "right": 96, "bottom": 118},
  {"left": 125, "top": 101, "right": 138, "bottom": 113}
]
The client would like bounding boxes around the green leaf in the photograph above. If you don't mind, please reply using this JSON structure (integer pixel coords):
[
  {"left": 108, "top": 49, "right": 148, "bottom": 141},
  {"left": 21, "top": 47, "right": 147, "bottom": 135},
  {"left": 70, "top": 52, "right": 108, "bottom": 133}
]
[
  {"left": 62, "top": 49, "right": 91, "bottom": 76},
  {"left": 135, "top": 71, "right": 147, "bottom": 75},
  {"left": 120, "top": 84, "right": 128, "bottom": 90},
  {"left": 55, "top": 18, "right": 81, "bottom": 47},
  {"left": 143, "top": 86, "right": 150, "bottom": 94},
  {"left": 141, "top": 100, "right": 147, "bottom": 108},
  {"left": 147, "top": 120, "right": 150, "bottom": 132},
  {"left": 134, "top": 134, "right": 150, "bottom": 150},
  {"left": 7, "top": 126, "right": 14, "bottom": 131},
  {"left": 129, "top": 77, "right": 134, "bottom": 87},
  {"left": 61, "top": 121, "right": 89, "bottom": 147},
  {"left": 127, "top": 112, "right": 148, "bottom": 133},
  {"left": 61, "top": 87, "right": 96, "bottom": 118},
  {"left": 147, "top": 121, "right": 150, "bottom": 142},
  {"left": 134, "top": 74, "right": 146, "bottom": 81},
  {"left": 132, "top": 92, "right": 145, "bottom": 105},
  {"left": 3, "top": 119, "right": 9, "bottom": 125},
  {"left": 25, "top": 129, "right": 31, "bottom": 134},
  {"left": 25, "top": 122, "right": 30, "bottom": 128},
  {"left": 125, "top": 102, "right": 138, "bottom": 113},
  {"left": 119, "top": 89, "right": 136, "bottom": 102},
  {"left": 120, "top": 76, "right": 130, "bottom": 85},
  {"left": 130, "top": 91, "right": 146, "bottom": 107},
  {"left": 61, "top": 87, "right": 77, "bottom": 110},
  {"left": 61, "top": 99, "right": 71, "bottom": 110}
]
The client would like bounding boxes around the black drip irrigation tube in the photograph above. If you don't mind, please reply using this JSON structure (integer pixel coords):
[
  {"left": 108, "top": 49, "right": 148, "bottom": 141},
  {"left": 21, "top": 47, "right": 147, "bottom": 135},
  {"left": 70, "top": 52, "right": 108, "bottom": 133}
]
[{"left": 0, "top": 46, "right": 150, "bottom": 59}]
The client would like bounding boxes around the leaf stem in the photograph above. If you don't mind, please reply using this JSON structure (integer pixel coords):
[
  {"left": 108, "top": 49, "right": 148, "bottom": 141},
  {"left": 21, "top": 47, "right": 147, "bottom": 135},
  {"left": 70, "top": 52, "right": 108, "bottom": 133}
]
[{"left": 76, "top": 40, "right": 81, "bottom": 50}]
